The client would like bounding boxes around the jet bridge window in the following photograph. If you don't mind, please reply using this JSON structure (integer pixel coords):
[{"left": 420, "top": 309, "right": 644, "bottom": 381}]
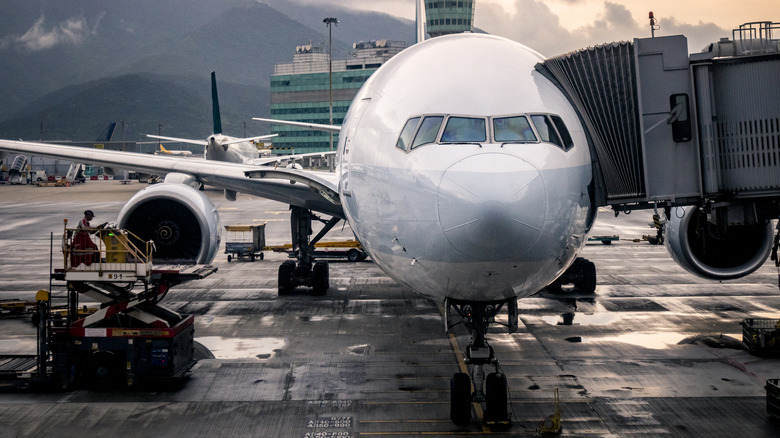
[
  {"left": 441, "top": 117, "right": 487, "bottom": 143},
  {"left": 531, "top": 114, "right": 564, "bottom": 149},
  {"left": 411, "top": 116, "right": 444, "bottom": 149},
  {"left": 396, "top": 117, "right": 420, "bottom": 151},
  {"left": 493, "top": 115, "right": 537, "bottom": 142}
]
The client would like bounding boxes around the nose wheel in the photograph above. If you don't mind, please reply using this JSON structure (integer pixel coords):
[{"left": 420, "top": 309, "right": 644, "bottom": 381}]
[{"left": 446, "top": 298, "right": 516, "bottom": 427}]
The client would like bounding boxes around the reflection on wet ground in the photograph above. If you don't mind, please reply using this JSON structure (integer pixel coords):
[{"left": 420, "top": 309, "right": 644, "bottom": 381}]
[{"left": 196, "top": 336, "right": 286, "bottom": 360}]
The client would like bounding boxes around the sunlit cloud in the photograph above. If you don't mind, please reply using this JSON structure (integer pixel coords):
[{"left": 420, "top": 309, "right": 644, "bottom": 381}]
[{"left": 8, "top": 14, "right": 103, "bottom": 52}]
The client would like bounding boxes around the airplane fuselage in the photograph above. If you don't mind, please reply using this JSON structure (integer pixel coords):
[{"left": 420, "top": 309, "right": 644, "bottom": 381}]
[
  {"left": 206, "top": 134, "right": 260, "bottom": 163},
  {"left": 338, "top": 34, "right": 595, "bottom": 302}
]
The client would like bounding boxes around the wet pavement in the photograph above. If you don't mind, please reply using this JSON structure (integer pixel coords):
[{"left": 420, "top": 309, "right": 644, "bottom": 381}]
[{"left": 0, "top": 180, "right": 779, "bottom": 437}]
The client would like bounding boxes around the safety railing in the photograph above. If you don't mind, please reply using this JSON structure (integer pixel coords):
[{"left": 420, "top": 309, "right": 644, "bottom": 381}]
[{"left": 61, "top": 222, "right": 153, "bottom": 281}]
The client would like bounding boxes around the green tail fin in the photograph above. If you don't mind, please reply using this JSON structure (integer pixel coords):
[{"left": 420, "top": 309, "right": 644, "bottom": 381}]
[{"left": 211, "top": 71, "right": 222, "bottom": 135}]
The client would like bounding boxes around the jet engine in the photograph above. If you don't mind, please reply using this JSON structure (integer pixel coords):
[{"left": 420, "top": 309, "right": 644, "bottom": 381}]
[
  {"left": 664, "top": 206, "right": 774, "bottom": 280},
  {"left": 117, "top": 182, "right": 220, "bottom": 264}
]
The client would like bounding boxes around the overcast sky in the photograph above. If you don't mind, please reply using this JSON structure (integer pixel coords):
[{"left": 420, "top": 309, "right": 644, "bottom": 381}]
[{"left": 278, "top": 0, "right": 779, "bottom": 56}]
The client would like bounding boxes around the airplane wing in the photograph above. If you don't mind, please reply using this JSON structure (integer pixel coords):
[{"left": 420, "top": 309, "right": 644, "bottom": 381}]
[
  {"left": 244, "top": 150, "right": 337, "bottom": 166},
  {"left": 222, "top": 134, "right": 278, "bottom": 146},
  {"left": 252, "top": 117, "right": 341, "bottom": 133},
  {"left": 146, "top": 135, "right": 206, "bottom": 146},
  {"left": 0, "top": 139, "right": 343, "bottom": 218}
]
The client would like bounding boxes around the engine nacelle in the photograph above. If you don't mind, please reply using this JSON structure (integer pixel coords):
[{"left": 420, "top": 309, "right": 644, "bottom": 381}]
[
  {"left": 664, "top": 206, "right": 773, "bottom": 280},
  {"left": 117, "top": 182, "right": 220, "bottom": 264}
]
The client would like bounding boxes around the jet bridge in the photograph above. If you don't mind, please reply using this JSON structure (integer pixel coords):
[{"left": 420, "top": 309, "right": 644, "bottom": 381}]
[{"left": 536, "top": 21, "right": 780, "bottom": 216}]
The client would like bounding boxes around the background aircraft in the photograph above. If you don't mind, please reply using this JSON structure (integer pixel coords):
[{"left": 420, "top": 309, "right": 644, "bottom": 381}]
[
  {"left": 0, "top": 33, "right": 772, "bottom": 426},
  {"left": 155, "top": 144, "right": 193, "bottom": 157}
]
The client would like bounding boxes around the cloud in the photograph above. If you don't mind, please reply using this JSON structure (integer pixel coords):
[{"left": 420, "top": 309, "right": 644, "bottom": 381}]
[
  {"left": 8, "top": 14, "right": 102, "bottom": 52},
  {"left": 475, "top": 0, "right": 729, "bottom": 56}
]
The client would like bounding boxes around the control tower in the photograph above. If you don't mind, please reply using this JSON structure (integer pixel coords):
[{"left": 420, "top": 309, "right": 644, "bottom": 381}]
[{"left": 424, "top": 1, "right": 475, "bottom": 37}]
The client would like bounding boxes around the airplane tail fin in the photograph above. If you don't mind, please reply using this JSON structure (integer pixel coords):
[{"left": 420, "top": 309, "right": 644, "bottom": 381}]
[
  {"left": 211, "top": 71, "right": 223, "bottom": 135},
  {"left": 96, "top": 122, "right": 117, "bottom": 142}
]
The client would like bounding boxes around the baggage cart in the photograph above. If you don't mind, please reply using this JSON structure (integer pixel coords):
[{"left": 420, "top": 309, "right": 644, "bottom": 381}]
[
  {"left": 741, "top": 318, "right": 780, "bottom": 356},
  {"left": 767, "top": 379, "right": 780, "bottom": 419},
  {"left": 224, "top": 224, "right": 266, "bottom": 262}
]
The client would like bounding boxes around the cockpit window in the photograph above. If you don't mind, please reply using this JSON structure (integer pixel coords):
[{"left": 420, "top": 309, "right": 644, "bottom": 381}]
[
  {"left": 411, "top": 116, "right": 444, "bottom": 149},
  {"left": 550, "top": 115, "right": 573, "bottom": 150},
  {"left": 396, "top": 117, "right": 420, "bottom": 151},
  {"left": 441, "top": 117, "right": 487, "bottom": 143},
  {"left": 493, "top": 116, "right": 536, "bottom": 142},
  {"left": 531, "top": 115, "right": 562, "bottom": 148}
]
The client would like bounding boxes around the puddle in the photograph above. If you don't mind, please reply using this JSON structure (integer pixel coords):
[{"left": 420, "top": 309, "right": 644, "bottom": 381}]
[
  {"left": 588, "top": 332, "right": 687, "bottom": 349},
  {"left": 195, "top": 336, "right": 285, "bottom": 360},
  {"left": 542, "top": 312, "right": 621, "bottom": 326}
]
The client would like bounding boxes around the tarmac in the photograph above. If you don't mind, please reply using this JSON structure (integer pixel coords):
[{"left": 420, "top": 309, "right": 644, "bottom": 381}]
[{"left": 0, "top": 180, "right": 779, "bottom": 437}]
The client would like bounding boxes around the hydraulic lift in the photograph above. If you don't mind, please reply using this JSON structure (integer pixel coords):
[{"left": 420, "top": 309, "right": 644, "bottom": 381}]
[{"left": 0, "top": 225, "right": 216, "bottom": 391}]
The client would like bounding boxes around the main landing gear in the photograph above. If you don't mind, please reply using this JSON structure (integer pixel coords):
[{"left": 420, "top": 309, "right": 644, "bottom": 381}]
[
  {"left": 277, "top": 206, "right": 339, "bottom": 296},
  {"left": 445, "top": 297, "right": 518, "bottom": 427}
]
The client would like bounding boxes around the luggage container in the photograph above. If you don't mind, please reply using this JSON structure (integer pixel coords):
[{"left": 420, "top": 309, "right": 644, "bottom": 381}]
[
  {"left": 741, "top": 318, "right": 780, "bottom": 356},
  {"left": 224, "top": 224, "right": 266, "bottom": 262},
  {"left": 767, "top": 379, "right": 780, "bottom": 419}
]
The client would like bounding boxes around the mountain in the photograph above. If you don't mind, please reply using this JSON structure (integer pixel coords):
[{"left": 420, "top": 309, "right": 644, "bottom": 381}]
[
  {"left": 0, "top": 74, "right": 270, "bottom": 142},
  {"left": 0, "top": 1, "right": 415, "bottom": 141}
]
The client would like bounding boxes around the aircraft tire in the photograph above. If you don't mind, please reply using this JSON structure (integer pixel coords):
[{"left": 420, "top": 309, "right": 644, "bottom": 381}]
[
  {"left": 278, "top": 261, "right": 296, "bottom": 295},
  {"left": 312, "top": 261, "right": 329, "bottom": 296},
  {"left": 450, "top": 372, "right": 472, "bottom": 424},
  {"left": 576, "top": 259, "right": 597, "bottom": 294},
  {"left": 485, "top": 372, "right": 508, "bottom": 423}
]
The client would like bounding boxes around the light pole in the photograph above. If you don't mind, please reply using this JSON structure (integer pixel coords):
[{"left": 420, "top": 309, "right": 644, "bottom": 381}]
[{"left": 323, "top": 17, "right": 338, "bottom": 169}]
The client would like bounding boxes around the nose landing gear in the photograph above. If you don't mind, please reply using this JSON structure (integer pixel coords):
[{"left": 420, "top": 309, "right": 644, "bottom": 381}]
[{"left": 446, "top": 297, "right": 517, "bottom": 428}]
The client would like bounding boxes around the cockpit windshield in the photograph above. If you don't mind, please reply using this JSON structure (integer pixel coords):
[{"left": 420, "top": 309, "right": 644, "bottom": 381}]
[
  {"left": 411, "top": 116, "right": 444, "bottom": 149},
  {"left": 441, "top": 117, "right": 487, "bottom": 143},
  {"left": 395, "top": 117, "right": 420, "bottom": 151},
  {"left": 396, "top": 113, "right": 573, "bottom": 151},
  {"left": 493, "top": 116, "right": 536, "bottom": 142}
]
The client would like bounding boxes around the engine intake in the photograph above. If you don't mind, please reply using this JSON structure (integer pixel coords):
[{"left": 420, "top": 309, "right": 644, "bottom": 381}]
[
  {"left": 117, "top": 183, "right": 220, "bottom": 264},
  {"left": 664, "top": 206, "right": 773, "bottom": 280}
]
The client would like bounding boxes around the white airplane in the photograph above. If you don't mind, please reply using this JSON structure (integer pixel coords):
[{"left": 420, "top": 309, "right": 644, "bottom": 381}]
[
  {"left": 147, "top": 72, "right": 334, "bottom": 172},
  {"left": 0, "top": 33, "right": 771, "bottom": 425},
  {"left": 144, "top": 72, "right": 277, "bottom": 164}
]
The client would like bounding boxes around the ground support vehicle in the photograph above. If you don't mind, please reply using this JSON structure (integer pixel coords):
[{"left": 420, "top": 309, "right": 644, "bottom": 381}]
[
  {"left": 267, "top": 240, "right": 368, "bottom": 262},
  {"left": 0, "top": 299, "right": 36, "bottom": 318},
  {"left": 0, "top": 226, "right": 215, "bottom": 391},
  {"left": 224, "top": 224, "right": 265, "bottom": 262},
  {"left": 742, "top": 318, "right": 780, "bottom": 357}
]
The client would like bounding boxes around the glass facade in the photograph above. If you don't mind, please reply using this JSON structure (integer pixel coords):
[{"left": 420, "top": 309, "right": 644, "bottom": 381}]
[
  {"left": 425, "top": 0, "right": 475, "bottom": 37},
  {"left": 270, "top": 41, "right": 406, "bottom": 154}
]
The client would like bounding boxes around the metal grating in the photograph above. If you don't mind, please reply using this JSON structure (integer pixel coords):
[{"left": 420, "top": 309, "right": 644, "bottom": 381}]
[
  {"left": 708, "top": 57, "right": 780, "bottom": 192},
  {"left": 536, "top": 42, "right": 645, "bottom": 201}
]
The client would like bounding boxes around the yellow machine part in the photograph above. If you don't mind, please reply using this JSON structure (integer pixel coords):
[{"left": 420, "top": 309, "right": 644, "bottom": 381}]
[{"left": 101, "top": 232, "right": 128, "bottom": 263}]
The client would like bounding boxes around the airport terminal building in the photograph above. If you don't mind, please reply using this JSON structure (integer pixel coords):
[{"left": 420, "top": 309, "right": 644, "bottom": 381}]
[
  {"left": 269, "top": 1, "right": 476, "bottom": 154},
  {"left": 269, "top": 40, "right": 406, "bottom": 154}
]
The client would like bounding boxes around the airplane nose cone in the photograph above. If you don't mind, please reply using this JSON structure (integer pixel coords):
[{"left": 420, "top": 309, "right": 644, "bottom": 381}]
[{"left": 437, "top": 153, "right": 546, "bottom": 261}]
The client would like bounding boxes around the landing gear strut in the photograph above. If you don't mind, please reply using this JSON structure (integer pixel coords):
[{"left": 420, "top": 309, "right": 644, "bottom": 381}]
[
  {"left": 277, "top": 206, "right": 338, "bottom": 296},
  {"left": 446, "top": 297, "right": 517, "bottom": 427}
]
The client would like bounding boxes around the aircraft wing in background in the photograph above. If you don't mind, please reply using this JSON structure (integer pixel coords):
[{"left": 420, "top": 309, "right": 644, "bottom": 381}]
[{"left": 0, "top": 139, "right": 343, "bottom": 218}]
